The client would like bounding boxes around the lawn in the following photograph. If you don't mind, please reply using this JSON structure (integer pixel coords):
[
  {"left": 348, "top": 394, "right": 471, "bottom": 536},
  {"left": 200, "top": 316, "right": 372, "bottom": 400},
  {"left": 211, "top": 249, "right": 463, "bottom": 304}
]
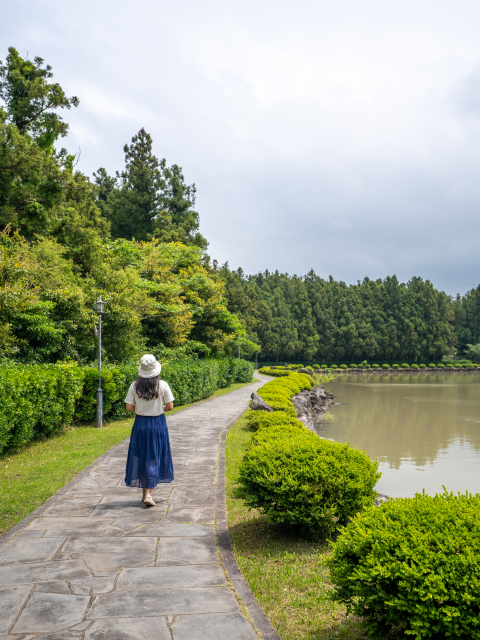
[
  {"left": 225, "top": 411, "right": 366, "bottom": 640},
  {"left": 0, "top": 380, "right": 255, "bottom": 537}
]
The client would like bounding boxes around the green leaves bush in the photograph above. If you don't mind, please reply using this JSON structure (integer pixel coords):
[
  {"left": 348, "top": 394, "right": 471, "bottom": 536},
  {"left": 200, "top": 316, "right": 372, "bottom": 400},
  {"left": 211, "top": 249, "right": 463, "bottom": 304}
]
[
  {"left": 245, "top": 409, "right": 304, "bottom": 432},
  {"left": 437, "top": 363, "right": 445, "bottom": 368},
  {"left": 401, "top": 363, "right": 409, "bottom": 368},
  {"left": 411, "top": 363, "right": 419, "bottom": 369},
  {"left": 428, "top": 363, "right": 436, "bottom": 368},
  {"left": 239, "top": 426, "right": 380, "bottom": 536},
  {"left": 382, "top": 364, "right": 390, "bottom": 369},
  {"left": 419, "top": 363, "right": 426, "bottom": 368},
  {"left": 0, "top": 357, "right": 255, "bottom": 453},
  {"left": 313, "top": 364, "right": 320, "bottom": 369},
  {"left": 328, "top": 490, "right": 480, "bottom": 639},
  {"left": 392, "top": 363, "right": 400, "bottom": 369},
  {"left": 372, "top": 364, "right": 379, "bottom": 368}
]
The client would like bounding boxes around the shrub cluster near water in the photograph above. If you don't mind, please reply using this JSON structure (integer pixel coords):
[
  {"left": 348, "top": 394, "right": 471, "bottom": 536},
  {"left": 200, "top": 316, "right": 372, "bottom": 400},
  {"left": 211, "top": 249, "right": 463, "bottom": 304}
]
[
  {"left": 240, "top": 368, "right": 380, "bottom": 536},
  {"left": 0, "top": 358, "right": 254, "bottom": 453}
]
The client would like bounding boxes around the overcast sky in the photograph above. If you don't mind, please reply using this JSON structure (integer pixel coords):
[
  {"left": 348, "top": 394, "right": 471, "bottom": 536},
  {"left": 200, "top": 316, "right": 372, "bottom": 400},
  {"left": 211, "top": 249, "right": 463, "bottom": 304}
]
[{"left": 3, "top": 0, "right": 480, "bottom": 295}]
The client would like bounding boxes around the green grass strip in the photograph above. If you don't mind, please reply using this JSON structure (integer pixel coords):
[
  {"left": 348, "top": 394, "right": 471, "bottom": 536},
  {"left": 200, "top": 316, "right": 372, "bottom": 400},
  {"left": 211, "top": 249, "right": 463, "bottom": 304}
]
[
  {"left": 225, "top": 411, "right": 366, "bottom": 640},
  {"left": 0, "top": 380, "right": 255, "bottom": 536}
]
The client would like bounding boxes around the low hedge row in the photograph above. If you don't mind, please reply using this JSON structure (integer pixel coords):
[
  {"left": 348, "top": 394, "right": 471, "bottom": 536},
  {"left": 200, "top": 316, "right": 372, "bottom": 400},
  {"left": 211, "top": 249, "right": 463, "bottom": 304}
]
[
  {"left": 0, "top": 358, "right": 255, "bottom": 453},
  {"left": 328, "top": 490, "right": 480, "bottom": 639},
  {"left": 239, "top": 369, "right": 380, "bottom": 536}
]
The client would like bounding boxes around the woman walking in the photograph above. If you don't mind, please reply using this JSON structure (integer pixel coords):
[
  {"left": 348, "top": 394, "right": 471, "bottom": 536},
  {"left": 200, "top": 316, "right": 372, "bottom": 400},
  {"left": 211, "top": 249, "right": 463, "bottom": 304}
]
[{"left": 124, "top": 354, "right": 174, "bottom": 506}]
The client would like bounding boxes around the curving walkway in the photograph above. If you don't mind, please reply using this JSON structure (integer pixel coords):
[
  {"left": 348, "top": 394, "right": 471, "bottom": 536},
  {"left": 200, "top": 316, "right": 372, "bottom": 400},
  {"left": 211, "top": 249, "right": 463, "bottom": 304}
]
[{"left": 0, "top": 376, "right": 274, "bottom": 640}]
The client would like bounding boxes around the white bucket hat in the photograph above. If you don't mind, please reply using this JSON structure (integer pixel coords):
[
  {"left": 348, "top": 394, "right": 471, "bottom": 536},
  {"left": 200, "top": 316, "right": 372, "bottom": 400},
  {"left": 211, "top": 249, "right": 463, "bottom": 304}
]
[{"left": 138, "top": 354, "right": 161, "bottom": 378}]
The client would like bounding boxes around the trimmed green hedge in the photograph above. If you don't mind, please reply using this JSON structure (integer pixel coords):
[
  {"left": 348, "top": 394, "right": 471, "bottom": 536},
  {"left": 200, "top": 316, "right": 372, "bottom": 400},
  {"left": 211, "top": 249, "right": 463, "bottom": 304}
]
[
  {"left": 0, "top": 358, "right": 255, "bottom": 453},
  {"left": 239, "top": 426, "right": 380, "bottom": 536},
  {"left": 328, "top": 491, "right": 480, "bottom": 639}
]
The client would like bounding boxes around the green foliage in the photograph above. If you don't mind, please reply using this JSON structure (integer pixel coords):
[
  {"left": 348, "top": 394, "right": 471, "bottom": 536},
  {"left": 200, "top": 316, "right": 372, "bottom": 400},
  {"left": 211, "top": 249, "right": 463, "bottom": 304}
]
[
  {"left": 245, "top": 409, "right": 304, "bottom": 432},
  {"left": 238, "top": 427, "right": 380, "bottom": 536},
  {"left": 305, "top": 365, "right": 314, "bottom": 372},
  {"left": 446, "top": 363, "right": 454, "bottom": 368},
  {"left": 258, "top": 366, "right": 289, "bottom": 377},
  {"left": 312, "top": 364, "right": 320, "bottom": 369},
  {"left": 419, "top": 363, "right": 426, "bottom": 368},
  {"left": 382, "top": 364, "right": 390, "bottom": 369},
  {"left": 411, "top": 363, "right": 419, "bottom": 369},
  {"left": 428, "top": 363, "right": 436, "bottom": 368},
  {"left": 328, "top": 490, "right": 480, "bottom": 639},
  {"left": 372, "top": 364, "right": 379, "bottom": 368},
  {"left": 0, "top": 362, "right": 83, "bottom": 452},
  {"left": 349, "top": 363, "right": 357, "bottom": 368},
  {"left": 392, "top": 363, "right": 400, "bottom": 369},
  {"left": 365, "top": 363, "right": 371, "bottom": 368},
  {"left": 401, "top": 363, "right": 409, "bottom": 368},
  {"left": 330, "top": 364, "right": 338, "bottom": 369},
  {"left": 339, "top": 364, "right": 347, "bottom": 369},
  {"left": 437, "top": 363, "right": 445, "bottom": 367},
  {"left": 321, "top": 364, "right": 327, "bottom": 369}
]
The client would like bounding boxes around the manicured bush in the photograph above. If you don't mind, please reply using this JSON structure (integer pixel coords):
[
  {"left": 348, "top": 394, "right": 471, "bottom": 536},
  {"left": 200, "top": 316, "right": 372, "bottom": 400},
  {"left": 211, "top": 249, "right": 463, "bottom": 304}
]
[
  {"left": 365, "top": 364, "right": 371, "bottom": 369},
  {"left": 411, "top": 363, "right": 419, "bottom": 369},
  {"left": 305, "top": 366, "right": 314, "bottom": 372},
  {"left": 0, "top": 363, "right": 84, "bottom": 453},
  {"left": 428, "top": 363, "right": 436, "bottom": 368},
  {"left": 258, "top": 366, "right": 289, "bottom": 377},
  {"left": 436, "top": 363, "right": 445, "bottom": 368},
  {"left": 239, "top": 428, "right": 380, "bottom": 536},
  {"left": 321, "top": 364, "right": 328, "bottom": 369},
  {"left": 313, "top": 364, "right": 320, "bottom": 369},
  {"left": 350, "top": 364, "right": 357, "bottom": 368},
  {"left": 392, "top": 363, "right": 400, "bottom": 369},
  {"left": 419, "top": 363, "right": 426, "bottom": 368},
  {"left": 339, "top": 364, "right": 348, "bottom": 369},
  {"left": 401, "top": 363, "right": 409, "bottom": 368},
  {"left": 246, "top": 410, "right": 304, "bottom": 432},
  {"left": 371, "top": 364, "right": 379, "bottom": 368},
  {"left": 328, "top": 491, "right": 480, "bottom": 639},
  {"left": 330, "top": 364, "right": 338, "bottom": 369},
  {"left": 446, "top": 363, "right": 454, "bottom": 368},
  {"left": 382, "top": 364, "right": 390, "bottom": 369}
]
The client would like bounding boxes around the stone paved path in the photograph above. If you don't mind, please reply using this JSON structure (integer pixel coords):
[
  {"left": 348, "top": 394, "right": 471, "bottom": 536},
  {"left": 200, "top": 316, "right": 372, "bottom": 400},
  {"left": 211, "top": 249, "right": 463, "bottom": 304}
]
[{"left": 0, "top": 377, "right": 268, "bottom": 640}]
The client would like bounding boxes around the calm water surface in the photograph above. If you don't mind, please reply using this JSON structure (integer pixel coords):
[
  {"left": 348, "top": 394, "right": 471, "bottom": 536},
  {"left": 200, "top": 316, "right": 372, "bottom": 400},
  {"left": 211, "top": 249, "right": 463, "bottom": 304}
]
[{"left": 319, "top": 374, "right": 480, "bottom": 498}]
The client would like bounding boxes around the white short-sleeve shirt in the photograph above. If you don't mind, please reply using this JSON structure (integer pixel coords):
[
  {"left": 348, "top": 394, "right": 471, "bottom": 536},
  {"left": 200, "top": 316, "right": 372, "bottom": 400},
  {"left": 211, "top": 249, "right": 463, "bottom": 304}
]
[{"left": 125, "top": 380, "right": 175, "bottom": 416}]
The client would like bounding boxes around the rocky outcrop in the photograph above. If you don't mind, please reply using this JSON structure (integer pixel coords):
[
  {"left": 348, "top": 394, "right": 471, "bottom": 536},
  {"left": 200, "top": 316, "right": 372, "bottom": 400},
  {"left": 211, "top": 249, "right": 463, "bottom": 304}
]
[
  {"left": 292, "top": 385, "right": 333, "bottom": 432},
  {"left": 298, "top": 368, "right": 313, "bottom": 376},
  {"left": 250, "top": 392, "right": 273, "bottom": 412}
]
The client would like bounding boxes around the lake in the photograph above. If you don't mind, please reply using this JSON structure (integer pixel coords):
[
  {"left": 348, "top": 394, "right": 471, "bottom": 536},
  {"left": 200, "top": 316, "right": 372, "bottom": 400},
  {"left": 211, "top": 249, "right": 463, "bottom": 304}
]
[{"left": 319, "top": 374, "right": 480, "bottom": 498}]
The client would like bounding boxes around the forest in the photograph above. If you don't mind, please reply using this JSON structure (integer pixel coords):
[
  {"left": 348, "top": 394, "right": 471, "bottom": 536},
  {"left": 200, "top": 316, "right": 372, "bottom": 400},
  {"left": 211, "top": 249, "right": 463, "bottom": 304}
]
[{"left": 1, "top": 46, "right": 479, "bottom": 366}]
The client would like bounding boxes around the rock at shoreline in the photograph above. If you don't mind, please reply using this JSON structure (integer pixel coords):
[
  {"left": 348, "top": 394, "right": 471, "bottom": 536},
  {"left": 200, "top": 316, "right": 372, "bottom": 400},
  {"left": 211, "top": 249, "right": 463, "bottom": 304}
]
[
  {"left": 250, "top": 392, "right": 274, "bottom": 412},
  {"left": 291, "top": 385, "right": 333, "bottom": 431},
  {"left": 298, "top": 368, "right": 313, "bottom": 376}
]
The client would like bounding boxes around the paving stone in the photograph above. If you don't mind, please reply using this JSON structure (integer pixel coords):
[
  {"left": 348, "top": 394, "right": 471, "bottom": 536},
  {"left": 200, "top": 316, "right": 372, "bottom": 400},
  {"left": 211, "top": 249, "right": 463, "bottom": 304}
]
[
  {"left": 88, "top": 587, "right": 240, "bottom": 618},
  {"left": 36, "top": 581, "right": 71, "bottom": 594},
  {"left": 27, "top": 518, "right": 110, "bottom": 530},
  {"left": 85, "top": 617, "right": 171, "bottom": 640},
  {"left": 71, "top": 584, "right": 91, "bottom": 595},
  {"left": 43, "top": 497, "right": 102, "bottom": 517},
  {"left": 90, "top": 503, "right": 168, "bottom": 518},
  {"left": 165, "top": 506, "right": 215, "bottom": 524},
  {"left": 124, "top": 523, "right": 214, "bottom": 537},
  {"left": 70, "top": 621, "right": 93, "bottom": 630},
  {"left": 0, "top": 539, "right": 64, "bottom": 566},
  {"left": 13, "top": 593, "right": 89, "bottom": 634},
  {"left": 43, "top": 527, "right": 124, "bottom": 538},
  {"left": 14, "top": 529, "right": 45, "bottom": 538},
  {"left": 184, "top": 456, "right": 217, "bottom": 466},
  {"left": 36, "top": 633, "right": 82, "bottom": 640},
  {"left": 0, "top": 585, "right": 32, "bottom": 634},
  {"left": 82, "top": 553, "right": 155, "bottom": 572},
  {"left": 0, "top": 560, "right": 90, "bottom": 587},
  {"left": 117, "top": 565, "right": 226, "bottom": 590},
  {"left": 157, "top": 537, "right": 217, "bottom": 564},
  {"left": 172, "top": 612, "right": 257, "bottom": 640},
  {"left": 64, "top": 536, "right": 157, "bottom": 554},
  {"left": 168, "top": 488, "right": 214, "bottom": 504}
]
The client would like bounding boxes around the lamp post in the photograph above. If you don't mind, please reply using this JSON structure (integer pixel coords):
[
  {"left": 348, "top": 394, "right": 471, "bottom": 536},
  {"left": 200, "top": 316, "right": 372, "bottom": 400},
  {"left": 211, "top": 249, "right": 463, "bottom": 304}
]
[{"left": 95, "top": 296, "right": 105, "bottom": 428}]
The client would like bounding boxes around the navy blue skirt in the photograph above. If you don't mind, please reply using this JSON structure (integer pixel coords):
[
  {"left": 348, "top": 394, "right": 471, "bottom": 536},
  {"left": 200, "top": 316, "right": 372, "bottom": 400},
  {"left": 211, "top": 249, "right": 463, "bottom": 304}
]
[{"left": 124, "top": 414, "right": 174, "bottom": 488}]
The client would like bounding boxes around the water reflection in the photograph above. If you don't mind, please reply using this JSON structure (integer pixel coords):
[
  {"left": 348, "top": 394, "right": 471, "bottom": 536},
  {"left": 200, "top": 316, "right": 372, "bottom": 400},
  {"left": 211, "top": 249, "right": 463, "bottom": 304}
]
[{"left": 320, "top": 374, "right": 480, "bottom": 498}]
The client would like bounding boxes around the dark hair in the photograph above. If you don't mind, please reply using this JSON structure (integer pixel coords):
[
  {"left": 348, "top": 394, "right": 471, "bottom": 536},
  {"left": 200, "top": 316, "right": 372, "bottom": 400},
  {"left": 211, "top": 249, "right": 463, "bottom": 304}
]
[{"left": 135, "top": 375, "right": 160, "bottom": 401}]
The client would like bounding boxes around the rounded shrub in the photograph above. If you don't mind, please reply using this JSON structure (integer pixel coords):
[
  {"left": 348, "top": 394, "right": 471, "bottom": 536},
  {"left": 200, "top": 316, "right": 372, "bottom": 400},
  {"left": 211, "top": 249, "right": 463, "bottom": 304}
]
[
  {"left": 349, "top": 363, "right": 357, "bottom": 368},
  {"left": 330, "top": 364, "right": 338, "bottom": 369},
  {"left": 446, "top": 363, "right": 454, "bottom": 368},
  {"left": 321, "top": 364, "right": 328, "bottom": 369},
  {"left": 365, "top": 364, "right": 371, "bottom": 369},
  {"left": 328, "top": 491, "right": 480, "bottom": 639},
  {"left": 392, "top": 363, "right": 400, "bottom": 369},
  {"left": 313, "top": 364, "right": 320, "bottom": 369},
  {"left": 437, "top": 363, "right": 445, "bottom": 368},
  {"left": 411, "top": 363, "right": 419, "bottom": 369},
  {"left": 400, "top": 363, "right": 409, "bottom": 368},
  {"left": 371, "top": 364, "right": 379, "bottom": 368},
  {"left": 239, "top": 428, "right": 380, "bottom": 536},
  {"left": 246, "top": 410, "right": 304, "bottom": 432},
  {"left": 419, "top": 363, "right": 426, "bottom": 368},
  {"left": 382, "top": 364, "right": 390, "bottom": 369},
  {"left": 339, "top": 364, "right": 348, "bottom": 369},
  {"left": 305, "top": 366, "right": 314, "bottom": 372},
  {"left": 428, "top": 363, "right": 436, "bottom": 368}
]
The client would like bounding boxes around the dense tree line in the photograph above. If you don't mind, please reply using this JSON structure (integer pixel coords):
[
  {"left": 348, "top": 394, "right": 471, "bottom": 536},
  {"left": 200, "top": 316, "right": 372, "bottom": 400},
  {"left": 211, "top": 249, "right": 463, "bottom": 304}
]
[
  {"left": 218, "top": 266, "right": 478, "bottom": 363},
  {"left": 1, "top": 46, "right": 479, "bottom": 365}
]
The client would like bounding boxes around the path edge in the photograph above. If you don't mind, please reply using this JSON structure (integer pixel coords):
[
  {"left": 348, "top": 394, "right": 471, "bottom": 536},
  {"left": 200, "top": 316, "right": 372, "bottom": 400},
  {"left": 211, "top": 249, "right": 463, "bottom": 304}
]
[{"left": 216, "top": 410, "right": 281, "bottom": 640}]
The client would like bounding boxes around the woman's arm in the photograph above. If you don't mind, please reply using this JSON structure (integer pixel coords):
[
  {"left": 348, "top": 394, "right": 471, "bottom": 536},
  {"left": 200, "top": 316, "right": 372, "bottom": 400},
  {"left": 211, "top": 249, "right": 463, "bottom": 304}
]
[
  {"left": 164, "top": 401, "right": 173, "bottom": 413},
  {"left": 125, "top": 403, "right": 136, "bottom": 412}
]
